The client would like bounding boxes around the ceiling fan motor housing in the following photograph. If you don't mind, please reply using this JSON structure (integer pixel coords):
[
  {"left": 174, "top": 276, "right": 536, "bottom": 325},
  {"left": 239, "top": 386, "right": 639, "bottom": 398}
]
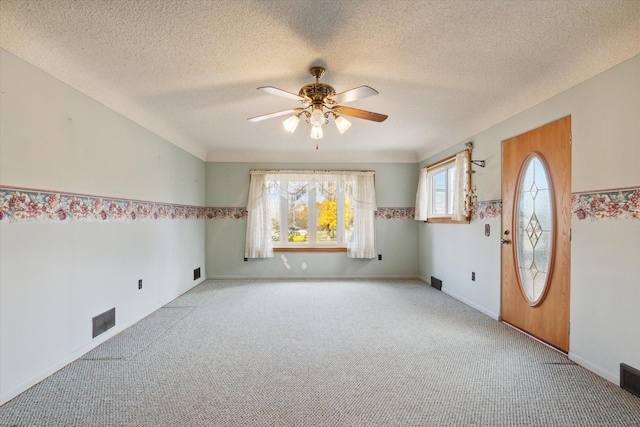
[{"left": 299, "top": 83, "right": 336, "bottom": 104}]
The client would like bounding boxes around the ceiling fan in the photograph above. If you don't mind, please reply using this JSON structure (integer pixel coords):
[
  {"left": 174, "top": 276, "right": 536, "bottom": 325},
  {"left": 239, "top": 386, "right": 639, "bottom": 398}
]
[{"left": 248, "top": 67, "right": 388, "bottom": 145}]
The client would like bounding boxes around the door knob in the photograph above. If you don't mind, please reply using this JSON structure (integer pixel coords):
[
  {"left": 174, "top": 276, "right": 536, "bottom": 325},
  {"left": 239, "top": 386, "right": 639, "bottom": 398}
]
[{"left": 501, "top": 238, "right": 511, "bottom": 244}]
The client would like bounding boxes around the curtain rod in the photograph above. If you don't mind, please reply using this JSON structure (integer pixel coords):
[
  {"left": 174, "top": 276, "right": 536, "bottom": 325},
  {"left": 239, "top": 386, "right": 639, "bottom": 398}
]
[
  {"left": 249, "top": 169, "right": 375, "bottom": 174},
  {"left": 423, "top": 147, "right": 471, "bottom": 170}
]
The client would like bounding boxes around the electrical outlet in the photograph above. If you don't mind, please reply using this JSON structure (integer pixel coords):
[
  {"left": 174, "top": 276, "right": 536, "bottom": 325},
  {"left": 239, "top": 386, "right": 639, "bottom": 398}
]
[
  {"left": 244, "top": 257, "right": 248, "bottom": 262},
  {"left": 378, "top": 254, "right": 382, "bottom": 261},
  {"left": 138, "top": 279, "right": 142, "bottom": 290},
  {"left": 471, "top": 272, "right": 475, "bottom": 281}
]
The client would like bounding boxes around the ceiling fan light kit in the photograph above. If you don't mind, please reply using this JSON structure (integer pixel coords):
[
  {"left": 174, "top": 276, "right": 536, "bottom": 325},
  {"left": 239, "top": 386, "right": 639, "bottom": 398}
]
[
  {"left": 310, "top": 125, "right": 323, "bottom": 140},
  {"left": 282, "top": 115, "right": 300, "bottom": 133},
  {"left": 334, "top": 115, "right": 352, "bottom": 134},
  {"left": 309, "top": 106, "right": 326, "bottom": 127},
  {"left": 248, "top": 67, "right": 387, "bottom": 148}
]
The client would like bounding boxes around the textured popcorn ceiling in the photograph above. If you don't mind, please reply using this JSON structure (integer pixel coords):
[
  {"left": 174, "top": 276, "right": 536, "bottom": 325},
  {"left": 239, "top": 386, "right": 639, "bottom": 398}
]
[{"left": 1, "top": 1, "right": 639, "bottom": 162}]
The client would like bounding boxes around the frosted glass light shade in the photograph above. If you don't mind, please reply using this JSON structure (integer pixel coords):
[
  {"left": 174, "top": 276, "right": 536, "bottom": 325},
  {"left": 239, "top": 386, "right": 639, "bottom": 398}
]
[
  {"left": 310, "top": 125, "right": 323, "bottom": 140},
  {"left": 282, "top": 115, "right": 300, "bottom": 133},
  {"left": 334, "top": 115, "right": 352, "bottom": 134},
  {"left": 310, "top": 108, "right": 325, "bottom": 126}
]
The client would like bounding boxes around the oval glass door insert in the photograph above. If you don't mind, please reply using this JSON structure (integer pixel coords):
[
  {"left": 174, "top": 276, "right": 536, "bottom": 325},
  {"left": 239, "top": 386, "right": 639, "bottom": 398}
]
[{"left": 515, "top": 155, "right": 554, "bottom": 305}]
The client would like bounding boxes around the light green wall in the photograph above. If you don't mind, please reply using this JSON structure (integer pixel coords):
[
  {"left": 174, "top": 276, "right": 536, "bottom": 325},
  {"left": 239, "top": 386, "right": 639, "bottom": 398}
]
[
  {"left": 418, "top": 55, "right": 640, "bottom": 384},
  {"left": 0, "top": 49, "right": 206, "bottom": 404},
  {"left": 205, "top": 162, "right": 419, "bottom": 278}
]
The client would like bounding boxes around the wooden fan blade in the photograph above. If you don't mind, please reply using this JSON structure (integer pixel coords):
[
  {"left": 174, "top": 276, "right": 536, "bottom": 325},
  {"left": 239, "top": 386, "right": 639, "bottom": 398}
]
[
  {"left": 258, "top": 86, "right": 306, "bottom": 101},
  {"left": 330, "top": 86, "right": 379, "bottom": 104},
  {"left": 248, "top": 108, "right": 301, "bottom": 122},
  {"left": 333, "top": 106, "right": 388, "bottom": 122}
]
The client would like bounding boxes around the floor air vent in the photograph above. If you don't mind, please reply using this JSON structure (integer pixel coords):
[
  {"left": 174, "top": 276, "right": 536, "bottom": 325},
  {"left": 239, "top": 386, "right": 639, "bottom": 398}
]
[
  {"left": 431, "top": 276, "right": 442, "bottom": 291},
  {"left": 621, "top": 363, "right": 640, "bottom": 398},
  {"left": 92, "top": 308, "right": 115, "bottom": 338}
]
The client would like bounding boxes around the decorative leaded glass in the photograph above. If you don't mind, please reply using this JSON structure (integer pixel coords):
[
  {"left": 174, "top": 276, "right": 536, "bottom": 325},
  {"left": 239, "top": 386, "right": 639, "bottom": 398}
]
[{"left": 516, "top": 156, "right": 553, "bottom": 304}]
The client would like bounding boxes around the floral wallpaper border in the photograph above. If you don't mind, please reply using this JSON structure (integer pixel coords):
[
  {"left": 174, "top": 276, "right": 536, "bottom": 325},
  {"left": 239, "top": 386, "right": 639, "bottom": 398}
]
[
  {"left": 572, "top": 187, "right": 640, "bottom": 221},
  {"left": 375, "top": 207, "right": 415, "bottom": 220},
  {"left": 472, "top": 200, "right": 503, "bottom": 220},
  {"left": 0, "top": 187, "right": 206, "bottom": 222},
  {"left": 2, "top": 186, "right": 637, "bottom": 223},
  {"left": 469, "top": 187, "right": 640, "bottom": 221},
  {"left": 0, "top": 187, "right": 414, "bottom": 223},
  {"left": 203, "top": 207, "right": 247, "bottom": 220}
]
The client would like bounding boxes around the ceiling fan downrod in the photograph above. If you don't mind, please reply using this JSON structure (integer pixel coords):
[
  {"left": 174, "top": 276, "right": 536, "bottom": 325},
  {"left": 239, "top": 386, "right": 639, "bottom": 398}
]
[{"left": 309, "top": 66, "right": 325, "bottom": 82}]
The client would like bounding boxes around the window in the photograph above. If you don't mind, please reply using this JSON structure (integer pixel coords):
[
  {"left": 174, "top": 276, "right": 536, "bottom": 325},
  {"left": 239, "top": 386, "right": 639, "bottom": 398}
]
[
  {"left": 269, "top": 177, "right": 353, "bottom": 249},
  {"left": 430, "top": 160, "right": 456, "bottom": 217},
  {"left": 245, "top": 170, "right": 377, "bottom": 258},
  {"left": 414, "top": 149, "right": 471, "bottom": 223}
]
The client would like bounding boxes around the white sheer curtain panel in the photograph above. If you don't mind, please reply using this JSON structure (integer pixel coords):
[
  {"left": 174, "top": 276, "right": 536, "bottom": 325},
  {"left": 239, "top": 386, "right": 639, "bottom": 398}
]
[
  {"left": 244, "top": 171, "right": 274, "bottom": 259},
  {"left": 414, "top": 167, "right": 429, "bottom": 221},
  {"left": 244, "top": 170, "right": 377, "bottom": 260},
  {"left": 452, "top": 149, "right": 471, "bottom": 221},
  {"left": 259, "top": 170, "right": 374, "bottom": 207},
  {"left": 347, "top": 173, "right": 377, "bottom": 259}
]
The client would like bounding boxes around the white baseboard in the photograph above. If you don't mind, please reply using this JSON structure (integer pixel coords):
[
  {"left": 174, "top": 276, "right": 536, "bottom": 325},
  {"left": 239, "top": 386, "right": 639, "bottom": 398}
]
[
  {"left": 1, "top": 327, "right": 121, "bottom": 405},
  {"left": 0, "top": 279, "right": 205, "bottom": 406},
  {"left": 568, "top": 352, "right": 618, "bottom": 385},
  {"left": 440, "top": 288, "right": 500, "bottom": 320},
  {"left": 416, "top": 275, "right": 430, "bottom": 284},
  {"left": 205, "top": 275, "right": 423, "bottom": 281}
]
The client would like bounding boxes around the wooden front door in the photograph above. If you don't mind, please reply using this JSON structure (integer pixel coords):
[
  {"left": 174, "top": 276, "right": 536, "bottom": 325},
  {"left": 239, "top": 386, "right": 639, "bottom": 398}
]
[{"left": 501, "top": 116, "right": 572, "bottom": 352}]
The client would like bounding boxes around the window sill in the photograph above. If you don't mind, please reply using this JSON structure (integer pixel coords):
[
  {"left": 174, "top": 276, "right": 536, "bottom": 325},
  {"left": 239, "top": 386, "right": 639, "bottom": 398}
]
[
  {"left": 274, "top": 247, "right": 347, "bottom": 252},
  {"left": 425, "top": 217, "right": 470, "bottom": 224}
]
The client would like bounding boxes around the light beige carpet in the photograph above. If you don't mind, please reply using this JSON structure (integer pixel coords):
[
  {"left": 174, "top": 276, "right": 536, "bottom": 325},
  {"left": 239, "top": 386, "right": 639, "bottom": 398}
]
[{"left": 1, "top": 279, "right": 639, "bottom": 426}]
